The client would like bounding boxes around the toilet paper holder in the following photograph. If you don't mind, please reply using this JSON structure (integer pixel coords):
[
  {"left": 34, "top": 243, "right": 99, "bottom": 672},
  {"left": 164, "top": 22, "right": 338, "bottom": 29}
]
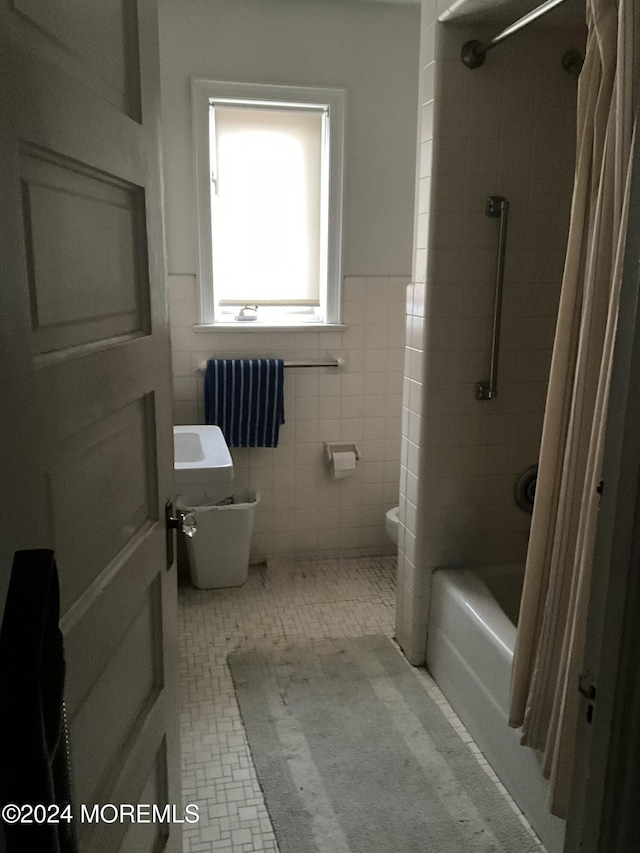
[{"left": 324, "top": 442, "right": 361, "bottom": 465}]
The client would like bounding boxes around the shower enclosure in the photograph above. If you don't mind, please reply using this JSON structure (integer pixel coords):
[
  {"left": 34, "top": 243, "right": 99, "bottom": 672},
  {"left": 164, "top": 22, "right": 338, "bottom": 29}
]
[{"left": 396, "top": 0, "right": 586, "bottom": 847}]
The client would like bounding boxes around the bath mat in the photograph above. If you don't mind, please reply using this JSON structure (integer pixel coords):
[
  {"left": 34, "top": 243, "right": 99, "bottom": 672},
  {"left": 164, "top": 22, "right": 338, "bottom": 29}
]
[{"left": 228, "top": 635, "right": 540, "bottom": 853}]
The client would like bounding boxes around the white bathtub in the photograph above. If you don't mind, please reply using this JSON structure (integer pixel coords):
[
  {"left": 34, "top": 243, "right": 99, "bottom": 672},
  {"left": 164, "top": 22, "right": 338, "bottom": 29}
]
[{"left": 427, "top": 564, "right": 565, "bottom": 853}]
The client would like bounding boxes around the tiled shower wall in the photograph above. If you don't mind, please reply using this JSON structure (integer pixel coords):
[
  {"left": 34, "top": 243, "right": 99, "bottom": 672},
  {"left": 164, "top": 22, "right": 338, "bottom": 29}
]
[
  {"left": 169, "top": 275, "right": 407, "bottom": 560},
  {"left": 396, "top": 5, "right": 585, "bottom": 663}
]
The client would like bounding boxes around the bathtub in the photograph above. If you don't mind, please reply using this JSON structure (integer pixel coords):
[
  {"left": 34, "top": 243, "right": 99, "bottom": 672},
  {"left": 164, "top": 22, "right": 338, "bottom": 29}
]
[{"left": 427, "top": 564, "right": 565, "bottom": 853}]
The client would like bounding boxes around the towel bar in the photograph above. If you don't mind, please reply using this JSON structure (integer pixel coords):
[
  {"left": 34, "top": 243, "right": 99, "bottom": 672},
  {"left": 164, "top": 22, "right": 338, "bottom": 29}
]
[{"left": 197, "top": 358, "right": 345, "bottom": 372}]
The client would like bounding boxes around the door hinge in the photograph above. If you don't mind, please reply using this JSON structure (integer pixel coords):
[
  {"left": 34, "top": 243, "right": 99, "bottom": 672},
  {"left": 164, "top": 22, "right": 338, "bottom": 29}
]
[{"left": 578, "top": 674, "right": 597, "bottom": 724}]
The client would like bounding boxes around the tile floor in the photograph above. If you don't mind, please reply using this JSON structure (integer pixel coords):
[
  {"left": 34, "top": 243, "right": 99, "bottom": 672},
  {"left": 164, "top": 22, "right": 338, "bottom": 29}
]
[{"left": 178, "top": 555, "right": 543, "bottom": 852}]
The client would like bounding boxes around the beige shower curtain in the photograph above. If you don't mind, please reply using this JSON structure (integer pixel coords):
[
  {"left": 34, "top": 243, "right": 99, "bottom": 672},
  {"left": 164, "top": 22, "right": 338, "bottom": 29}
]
[{"left": 509, "top": 0, "right": 636, "bottom": 819}]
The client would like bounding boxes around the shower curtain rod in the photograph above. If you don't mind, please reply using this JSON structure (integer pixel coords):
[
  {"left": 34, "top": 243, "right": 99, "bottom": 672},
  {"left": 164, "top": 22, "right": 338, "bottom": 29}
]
[{"left": 461, "top": 0, "right": 569, "bottom": 68}]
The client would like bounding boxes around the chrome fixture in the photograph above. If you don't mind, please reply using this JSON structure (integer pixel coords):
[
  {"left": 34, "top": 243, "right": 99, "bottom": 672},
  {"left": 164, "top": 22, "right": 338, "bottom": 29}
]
[
  {"left": 197, "top": 357, "right": 345, "bottom": 372},
  {"left": 562, "top": 49, "right": 584, "bottom": 80},
  {"left": 476, "top": 196, "right": 510, "bottom": 401},
  {"left": 515, "top": 465, "right": 538, "bottom": 513},
  {"left": 461, "top": 0, "right": 569, "bottom": 69}
]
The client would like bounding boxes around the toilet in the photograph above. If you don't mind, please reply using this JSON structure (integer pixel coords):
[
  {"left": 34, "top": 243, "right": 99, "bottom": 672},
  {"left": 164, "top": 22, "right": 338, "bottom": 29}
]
[{"left": 385, "top": 506, "right": 400, "bottom": 545}]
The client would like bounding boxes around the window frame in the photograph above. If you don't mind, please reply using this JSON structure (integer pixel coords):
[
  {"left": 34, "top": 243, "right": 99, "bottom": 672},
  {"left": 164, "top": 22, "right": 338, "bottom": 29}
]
[{"left": 191, "top": 79, "right": 346, "bottom": 327}]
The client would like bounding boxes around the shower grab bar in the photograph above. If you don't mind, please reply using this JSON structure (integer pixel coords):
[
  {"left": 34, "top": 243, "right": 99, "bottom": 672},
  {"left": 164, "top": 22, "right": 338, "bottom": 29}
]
[
  {"left": 476, "top": 196, "right": 510, "bottom": 401},
  {"left": 198, "top": 358, "right": 344, "bottom": 372},
  {"left": 461, "top": 0, "right": 568, "bottom": 69}
]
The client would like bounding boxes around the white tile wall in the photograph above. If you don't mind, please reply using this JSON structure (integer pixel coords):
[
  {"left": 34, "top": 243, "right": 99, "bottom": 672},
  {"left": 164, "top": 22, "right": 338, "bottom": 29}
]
[
  {"left": 397, "top": 4, "right": 585, "bottom": 664},
  {"left": 169, "top": 275, "right": 408, "bottom": 561}
]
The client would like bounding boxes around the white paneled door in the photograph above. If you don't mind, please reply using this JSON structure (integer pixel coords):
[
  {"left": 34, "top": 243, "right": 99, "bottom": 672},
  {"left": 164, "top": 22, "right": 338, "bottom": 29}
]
[{"left": 0, "top": 0, "right": 181, "bottom": 851}]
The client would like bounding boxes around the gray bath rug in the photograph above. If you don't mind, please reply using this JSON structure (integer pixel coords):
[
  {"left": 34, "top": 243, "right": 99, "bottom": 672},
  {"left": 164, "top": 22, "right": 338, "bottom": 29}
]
[{"left": 228, "top": 635, "right": 540, "bottom": 853}]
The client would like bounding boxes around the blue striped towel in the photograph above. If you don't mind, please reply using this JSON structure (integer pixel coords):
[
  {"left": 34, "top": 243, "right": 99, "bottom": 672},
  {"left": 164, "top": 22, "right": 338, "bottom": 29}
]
[{"left": 204, "top": 359, "right": 285, "bottom": 448}]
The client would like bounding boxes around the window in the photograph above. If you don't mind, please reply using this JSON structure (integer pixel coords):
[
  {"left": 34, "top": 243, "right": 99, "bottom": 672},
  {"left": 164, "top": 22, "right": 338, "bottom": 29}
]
[{"left": 192, "top": 80, "right": 345, "bottom": 326}]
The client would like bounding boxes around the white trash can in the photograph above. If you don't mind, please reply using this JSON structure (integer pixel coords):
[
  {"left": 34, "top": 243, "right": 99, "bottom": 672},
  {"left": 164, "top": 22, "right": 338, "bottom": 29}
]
[{"left": 176, "top": 489, "right": 260, "bottom": 589}]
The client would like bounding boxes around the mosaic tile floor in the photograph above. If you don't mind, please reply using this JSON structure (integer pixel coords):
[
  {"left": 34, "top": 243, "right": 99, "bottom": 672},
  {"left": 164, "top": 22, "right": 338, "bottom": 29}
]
[{"left": 178, "top": 556, "right": 543, "bottom": 852}]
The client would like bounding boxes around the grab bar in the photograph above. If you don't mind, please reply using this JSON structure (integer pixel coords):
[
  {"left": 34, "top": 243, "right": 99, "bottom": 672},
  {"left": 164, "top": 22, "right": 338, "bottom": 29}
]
[{"left": 476, "top": 195, "right": 510, "bottom": 401}]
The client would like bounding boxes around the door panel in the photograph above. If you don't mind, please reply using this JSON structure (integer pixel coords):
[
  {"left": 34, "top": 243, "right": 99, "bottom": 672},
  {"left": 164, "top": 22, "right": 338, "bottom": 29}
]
[
  {"left": 80, "top": 713, "right": 170, "bottom": 852},
  {"left": 47, "top": 396, "right": 156, "bottom": 611},
  {"left": 12, "top": 0, "right": 141, "bottom": 118},
  {"left": 71, "top": 581, "right": 162, "bottom": 806},
  {"left": 119, "top": 758, "right": 169, "bottom": 853},
  {"left": 62, "top": 533, "right": 162, "bottom": 712},
  {"left": 36, "top": 338, "right": 156, "bottom": 442},
  {"left": 20, "top": 146, "right": 149, "bottom": 354},
  {"left": 0, "top": 0, "right": 180, "bottom": 850},
  {"left": 12, "top": 51, "right": 144, "bottom": 186}
]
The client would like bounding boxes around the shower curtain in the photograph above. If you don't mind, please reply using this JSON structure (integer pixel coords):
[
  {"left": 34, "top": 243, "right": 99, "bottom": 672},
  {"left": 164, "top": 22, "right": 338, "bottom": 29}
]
[{"left": 509, "top": 0, "right": 636, "bottom": 819}]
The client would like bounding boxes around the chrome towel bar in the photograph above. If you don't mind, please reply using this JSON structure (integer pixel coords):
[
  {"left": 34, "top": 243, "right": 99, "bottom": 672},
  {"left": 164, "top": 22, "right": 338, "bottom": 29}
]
[
  {"left": 197, "top": 357, "right": 345, "bottom": 372},
  {"left": 476, "top": 195, "right": 510, "bottom": 401}
]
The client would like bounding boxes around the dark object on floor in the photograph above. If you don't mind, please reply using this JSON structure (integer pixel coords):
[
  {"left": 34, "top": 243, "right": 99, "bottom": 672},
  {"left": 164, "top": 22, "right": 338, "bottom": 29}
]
[
  {"left": 0, "top": 550, "right": 77, "bottom": 853},
  {"left": 229, "top": 635, "right": 540, "bottom": 853}
]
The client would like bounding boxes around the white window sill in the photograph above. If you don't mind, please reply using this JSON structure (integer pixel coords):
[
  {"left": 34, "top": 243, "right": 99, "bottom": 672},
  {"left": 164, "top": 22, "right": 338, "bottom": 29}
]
[{"left": 193, "top": 323, "right": 349, "bottom": 333}]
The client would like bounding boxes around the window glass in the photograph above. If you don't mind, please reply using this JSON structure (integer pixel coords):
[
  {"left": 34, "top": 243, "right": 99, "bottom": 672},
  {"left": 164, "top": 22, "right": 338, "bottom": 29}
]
[
  {"left": 192, "top": 80, "right": 344, "bottom": 326},
  {"left": 211, "top": 106, "right": 325, "bottom": 307}
]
